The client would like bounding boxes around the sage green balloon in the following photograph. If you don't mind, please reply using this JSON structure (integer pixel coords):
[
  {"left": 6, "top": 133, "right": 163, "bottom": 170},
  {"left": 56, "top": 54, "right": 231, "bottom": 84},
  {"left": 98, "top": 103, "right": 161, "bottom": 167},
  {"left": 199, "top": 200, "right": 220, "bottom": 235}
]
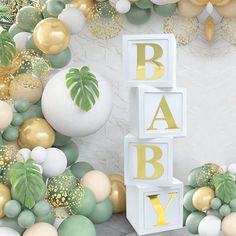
[
  {"left": 211, "top": 198, "right": 222, "bottom": 210},
  {"left": 0, "top": 217, "right": 24, "bottom": 234},
  {"left": 14, "top": 99, "right": 31, "bottom": 113},
  {"left": 35, "top": 210, "right": 55, "bottom": 225},
  {"left": 42, "top": 4, "right": 52, "bottom": 18},
  {"left": 16, "top": 6, "right": 43, "bottom": 31},
  {"left": 187, "top": 167, "right": 200, "bottom": 187},
  {"left": 17, "top": 210, "right": 36, "bottom": 228},
  {"left": 4, "top": 200, "right": 21, "bottom": 218},
  {"left": 61, "top": 0, "right": 72, "bottom": 3},
  {"left": 26, "top": 35, "right": 42, "bottom": 54},
  {"left": 22, "top": 105, "right": 44, "bottom": 120},
  {"left": 207, "top": 209, "right": 222, "bottom": 219},
  {"left": 153, "top": 3, "right": 176, "bottom": 17},
  {"left": 54, "top": 132, "right": 71, "bottom": 147},
  {"left": 219, "top": 204, "right": 231, "bottom": 216},
  {"left": 135, "top": 0, "right": 153, "bottom": 9},
  {"left": 2, "top": 127, "right": 19, "bottom": 142},
  {"left": 59, "top": 140, "right": 79, "bottom": 167},
  {"left": 44, "top": 47, "right": 71, "bottom": 69},
  {"left": 46, "top": 0, "right": 65, "bottom": 17},
  {"left": 8, "top": 24, "right": 25, "bottom": 38},
  {"left": 186, "top": 211, "right": 205, "bottom": 234},
  {"left": 184, "top": 185, "right": 193, "bottom": 196},
  {"left": 230, "top": 198, "right": 236, "bottom": 210},
  {"left": 58, "top": 215, "right": 96, "bottom": 236},
  {"left": 11, "top": 113, "right": 24, "bottom": 127},
  {"left": 0, "top": 135, "right": 3, "bottom": 146},
  {"left": 126, "top": 4, "right": 151, "bottom": 25},
  {"left": 70, "top": 162, "right": 94, "bottom": 180},
  {"left": 68, "top": 187, "right": 96, "bottom": 216},
  {"left": 33, "top": 200, "right": 52, "bottom": 217},
  {"left": 183, "top": 189, "right": 197, "bottom": 212},
  {"left": 183, "top": 207, "right": 190, "bottom": 226},
  {"left": 88, "top": 198, "right": 112, "bottom": 224}
]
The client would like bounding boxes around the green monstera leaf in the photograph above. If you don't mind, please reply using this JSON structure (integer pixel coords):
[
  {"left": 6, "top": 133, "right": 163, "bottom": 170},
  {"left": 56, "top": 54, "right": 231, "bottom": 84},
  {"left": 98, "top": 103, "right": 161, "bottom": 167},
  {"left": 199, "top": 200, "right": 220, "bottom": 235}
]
[
  {"left": 213, "top": 171, "right": 236, "bottom": 204},
  {"left": 10, "top": 159, "right": 45, "bottom": 209},
  {"left": 65, "top": 66, "right": 100, "bottom": 112}
]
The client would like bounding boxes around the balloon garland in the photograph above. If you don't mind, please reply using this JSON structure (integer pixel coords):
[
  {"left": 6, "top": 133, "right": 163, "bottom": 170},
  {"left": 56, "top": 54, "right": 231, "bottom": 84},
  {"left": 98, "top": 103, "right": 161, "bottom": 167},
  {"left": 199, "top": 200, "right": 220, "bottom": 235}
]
[{"left": 184, "top": 163, "right": 236, "bottom": 236}]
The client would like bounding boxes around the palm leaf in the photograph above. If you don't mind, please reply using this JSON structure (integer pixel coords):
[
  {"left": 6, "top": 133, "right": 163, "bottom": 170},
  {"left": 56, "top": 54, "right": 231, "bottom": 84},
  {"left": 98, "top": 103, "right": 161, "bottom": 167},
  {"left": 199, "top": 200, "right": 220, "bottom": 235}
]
[
  {"left": 10, "top": 159, "right": 45, "bottom": 209},
  {"left": 0, "top": 30, "right": 16, "bottom": 66},
  {"left": 65, "top": 66, "right": 100, "bottom": 112}
]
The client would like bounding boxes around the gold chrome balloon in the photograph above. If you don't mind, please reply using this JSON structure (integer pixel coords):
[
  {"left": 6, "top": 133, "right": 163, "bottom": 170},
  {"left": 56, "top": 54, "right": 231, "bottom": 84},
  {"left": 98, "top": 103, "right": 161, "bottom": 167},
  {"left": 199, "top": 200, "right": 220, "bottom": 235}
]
[
  {"left": 0, "top": 184, "right": 11, "bottom": 218},
  {"left": 18, "top": 118, "right": 55, "bottom": 150},
  {"left": 33, "top": 18, "right": 71, "bottom": 55},
  {"left": 192, "top": 186, "right": 215, "bottom": 211},
  {"left": 204, "top": 16, "right": 216, "bottom": 42},
  {"left": 109, "top": 174, "right": 126, "bottom": 214},
  {"left": 215, "top": 0, "right": 236, "bottom": 18},
  {"left": 66, "top": 0, "right": 94, "bottom": 18}
]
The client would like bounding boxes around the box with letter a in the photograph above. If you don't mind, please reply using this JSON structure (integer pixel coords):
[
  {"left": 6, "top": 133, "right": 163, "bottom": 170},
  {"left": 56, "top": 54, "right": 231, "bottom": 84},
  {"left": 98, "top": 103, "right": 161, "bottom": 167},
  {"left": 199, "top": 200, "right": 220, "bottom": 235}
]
[
  {"left": 123, "top": 34, "right": 176, "bottom": 87},
  {"left": 124, "top": 134, "right": 173, "bottom": 186},
  {"left": 126, "top": 178, "right": 183, "bottom": 235}
]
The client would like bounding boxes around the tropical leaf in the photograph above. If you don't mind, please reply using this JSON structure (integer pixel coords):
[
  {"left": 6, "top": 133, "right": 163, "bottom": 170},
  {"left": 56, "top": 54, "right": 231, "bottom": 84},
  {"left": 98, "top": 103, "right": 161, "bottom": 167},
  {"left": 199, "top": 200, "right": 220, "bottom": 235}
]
[
  {"left": 10, "top": 159, "right": 45, "bottom": 209},
  {"left": 213, "top": 172, "right": 236, "bottom": 204},
  {"left": 0, "top": 30, "right": 16, "bottom": 66},
  {"left": 65, "top": 66, "right": 100, "bottom": 112}
]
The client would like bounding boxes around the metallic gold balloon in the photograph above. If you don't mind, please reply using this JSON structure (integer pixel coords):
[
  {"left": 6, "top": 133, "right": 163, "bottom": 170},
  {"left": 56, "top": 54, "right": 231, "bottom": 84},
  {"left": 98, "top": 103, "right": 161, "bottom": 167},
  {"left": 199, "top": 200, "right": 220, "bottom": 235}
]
[
  {"left": 18, "top": 118, "right": 55, "bottom": 150},
  {"left": 66, "top": 0, "right": 94, "bottom": 18},
  {"left": 109, "top": 174, "right": 126, "bottom": 214},
  {"left": 215, "top": 0, "right": 236, "bottom": 18},
  {"left": 204, "top": 16, "right": 216, "bottom": 42},
  {"left": 0, "top": 184, "right": 11, "bottom": 218},
  {"left": 33, "top": 18, "right": 71, "bottom": 55},
  {"left": 192, "top": 186, "right": 215, "bottom": 212},
  {"left": 0, "top": 75, "right": 12, "bottom": 100}
]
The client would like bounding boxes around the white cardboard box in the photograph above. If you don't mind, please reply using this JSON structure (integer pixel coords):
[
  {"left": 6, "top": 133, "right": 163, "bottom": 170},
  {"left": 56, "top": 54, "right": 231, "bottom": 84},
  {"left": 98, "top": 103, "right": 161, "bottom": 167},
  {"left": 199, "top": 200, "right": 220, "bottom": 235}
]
[
  {"left": 123, "top": 34, "right": 176, "bottom": 88},
  {"left": 124, "top": 134, "right": 173, "bottom": 186},
  {"left": 126, "top": 178, "right": 183, "bottom": 235}
]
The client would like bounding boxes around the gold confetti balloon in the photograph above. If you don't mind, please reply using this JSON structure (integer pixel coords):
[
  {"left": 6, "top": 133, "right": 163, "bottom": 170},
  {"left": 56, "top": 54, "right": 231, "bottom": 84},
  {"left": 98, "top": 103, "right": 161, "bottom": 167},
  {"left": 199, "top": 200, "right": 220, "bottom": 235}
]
[
  {"left": 0, "top": 183, "right": 11, "bottom": 218},
  {"left": 33, "top": 18, "right": 71, "bottom": 55},
  {"left": 0, "top": 75, "right": 12, "bottom": 101},
  {"left": 18, "top": 118, "right": 55, "bottom": 150},
  {"left": 66, "top": 0, "right": 94, "bottom": 18}
]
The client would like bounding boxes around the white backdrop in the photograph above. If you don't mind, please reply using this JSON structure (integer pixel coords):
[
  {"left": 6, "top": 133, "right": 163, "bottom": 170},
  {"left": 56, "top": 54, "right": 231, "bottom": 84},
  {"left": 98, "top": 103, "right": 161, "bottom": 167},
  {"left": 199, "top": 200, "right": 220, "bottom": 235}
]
[{"left": 69, "top": 14, "right": 236, "bottom": 184}]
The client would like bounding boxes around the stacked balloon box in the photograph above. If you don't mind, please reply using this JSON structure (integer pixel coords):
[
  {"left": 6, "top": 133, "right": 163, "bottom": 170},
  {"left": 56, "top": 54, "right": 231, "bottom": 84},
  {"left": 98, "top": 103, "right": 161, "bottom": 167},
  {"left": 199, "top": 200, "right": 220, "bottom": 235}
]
[{"left": 123, "top": 34, "right": 186, "bottom": 235}]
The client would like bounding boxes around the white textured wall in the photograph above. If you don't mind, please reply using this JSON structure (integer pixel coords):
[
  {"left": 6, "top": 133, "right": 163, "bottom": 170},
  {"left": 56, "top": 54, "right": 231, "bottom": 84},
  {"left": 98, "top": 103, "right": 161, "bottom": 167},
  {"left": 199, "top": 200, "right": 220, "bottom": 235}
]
[{"left": 69, "top": 14, "right": 236, "bottom": 184}]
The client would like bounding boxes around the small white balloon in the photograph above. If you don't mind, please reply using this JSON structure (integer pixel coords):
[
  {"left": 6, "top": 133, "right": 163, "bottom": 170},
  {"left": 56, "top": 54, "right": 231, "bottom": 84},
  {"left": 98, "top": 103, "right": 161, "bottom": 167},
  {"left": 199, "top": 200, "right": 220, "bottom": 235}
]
[
  {"left": 17, "top": 148, "right": 31, "bottom": 162},
  {"left": 0, "top": 227, "right": 20, "bottom": 236},
  {"left": 58, "top": 8, "right": 85, "bottom": 35},
  {"left": 228, "top": 163, "right": 236, "bottom": 175},
  {"left": 42, "top": 148, "right": 67, "bottom": 178},
  {"left": 198, "top": 215, "right": 221, "bottom": 236},
  {"left": 13, "top": 32, "right": 32, "bottom": 51},
  {"left": 31, "top": 146, "right": 47, "bottom": 164},
  {"left": 220, "top": 164, "right": 228, "bottom": 172},
  {"left": 116, "top": 0, "right": 131, "bottom": 14}
]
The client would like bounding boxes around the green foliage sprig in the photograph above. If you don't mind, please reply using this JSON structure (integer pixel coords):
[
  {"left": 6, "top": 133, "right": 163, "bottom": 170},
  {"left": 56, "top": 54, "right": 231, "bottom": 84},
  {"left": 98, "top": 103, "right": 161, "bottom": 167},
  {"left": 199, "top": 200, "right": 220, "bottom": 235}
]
[{"left": 65, "top": 66, "right": 100, "bottom": 112}]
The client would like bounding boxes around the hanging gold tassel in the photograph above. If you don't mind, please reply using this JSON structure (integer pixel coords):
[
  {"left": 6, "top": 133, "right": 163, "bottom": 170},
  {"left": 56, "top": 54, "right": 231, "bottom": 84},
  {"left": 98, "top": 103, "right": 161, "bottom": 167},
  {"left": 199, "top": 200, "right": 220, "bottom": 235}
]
[{"left": 204, "top": 16, "right": 216, "bottom": 42}]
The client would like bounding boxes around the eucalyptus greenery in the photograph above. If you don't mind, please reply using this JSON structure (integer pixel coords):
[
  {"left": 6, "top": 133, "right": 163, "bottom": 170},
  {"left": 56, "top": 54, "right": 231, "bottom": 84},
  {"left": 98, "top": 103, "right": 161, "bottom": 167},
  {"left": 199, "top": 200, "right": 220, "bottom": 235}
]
[
  {"left": 213, "top": 171, "right": 236, "bottom": 204},
  {"left": 0, "top": 30, "right": 16, "bottom": 66},
  {"left": 10, "top": 159, "right": 45, "bottom": 209},
  {"left": 65, "top": 66, "right": 100, "bottom": 112}
]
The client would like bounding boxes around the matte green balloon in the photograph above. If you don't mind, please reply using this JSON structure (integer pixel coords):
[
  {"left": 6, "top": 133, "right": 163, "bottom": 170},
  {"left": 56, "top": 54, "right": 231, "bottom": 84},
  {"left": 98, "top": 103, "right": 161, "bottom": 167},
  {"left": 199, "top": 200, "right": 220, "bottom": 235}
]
[
  {"left": 0, "top": 217, "right": 24, "bottom": 234},
  {"left": 17, "top": 210, "right": 36, "bottom": 228},
  {"left": 11, "top": 112, "right": 24, "bottom": 127},
  {"left": 153, "top": 3, "right": 176, "bottom": 17},
  {"left": 35, "top": 210, "right": 55, "bottom": 225},
  {"left": 22, "top": 105, "right": 44, "bottom": 120},
  {"left": 8, "top": 24, "right": 25, "bottom": 38},
  {"left": 61, "top": 0, "right": 72, "bottom": 3},
  {"left": 16, "top": 6, "right": 43, "bottom": 31},
  {"left": 184, "top": 185, "right": 194, "bottom": 196},
  {"left": 54, "top": 132, "right": 71, "bottom": 147},
  {"left": 183, "top": 189, "right": 197, "bottom": 212},
  {"left": 126, "top": 4, "right": 151, "bottom": 25},
  {"left": 230, "top": 198, "right": 236, "bottom": 209},
  {"left": 42, "top": 4, "right": 52, "bottom": 18},
  {"left": 46, "top": 0, "right": 65, "bottom": 17},
  {"left": 4, "top": 200, "right": 22, "bottom": 218},
  {"left": 70, "top": 162, "right": 94, "bottom": 180},
  {"left": 186, "top": 211, "right": 205, "bottom": 234},
  {"left": 26, "top": 35, "right": 42, "bottom": 54},
  {"left": 0, "top": 134, "right": 3, "bottom": 146},
  {"left": 183, "top": 207, "right": 190, "bottom": 226},
  {"left": 58, "top": 215, "right": 96, "bottom": 236},
  {"left": 33, "top": 200, "right": 52, "bottom": 217},
  {"left": 2, "top": 127, "right": 19, "bottom": 142},
  {"left": 14, "top": 99, "right": 31, "bottom": 113},
  {"left": 135, "top": 0, "right": 153, "bottom": 9},
  {"left": 219, "top": 204, "right": 231, "bottom": 216},
  {"left": 59, "top": 140, "right": 79, "bottom": 167},
  {"left": 88, "top": 198, "right": 112, "bottom": 224},
  {"left": 187, "top": 167, "right": 200, "bottom": 187},
  {"left": 207, "top": 209, "right": 223, "bottom": 219},
  {"left": 44, "top": 47, "right": 71, "bottom": 69},
  {"left": 211, "top": 198, "right": 222, "bottom": 210}
]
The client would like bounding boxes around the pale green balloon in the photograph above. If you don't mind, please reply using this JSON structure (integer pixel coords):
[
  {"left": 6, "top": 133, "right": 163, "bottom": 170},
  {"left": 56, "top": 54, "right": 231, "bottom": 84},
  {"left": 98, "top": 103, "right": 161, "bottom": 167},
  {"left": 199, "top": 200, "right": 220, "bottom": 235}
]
[
  {"left": 153, "top": 3, "right": 176, "bottom": 17},
  {"left": 46, "top": 0, "right": 65, "bottom": 17},
  {"left": 187, "top": 167, "right": 200, "bottom": 187},
  {"left": 135, "top": 0, "right": 153, "bottom": 9},
  {"left": 14, "top": 99, "right": 31, "bottom": 113},
  {"left": 2, "top": 127, "right": 19, "bottom": 142},
  {"left": 219, "top": 204, "right": 231, "bottom": 217},
  {"left": 184, "top": 185, "right": 194, "bottom": 196},
  {"left": 70, "top": 162, "right": 94, "bottom": 180},
  {"left": 26, "top": 35, "right": 42, "bottom": 54},
  {"left": 33, "top": 200, "right": 52, "bottom": 217},
  {"left": 17, "top": 210, "right": 36, "bottom": 228},
  {"left": 8, "top": 24, "right": 25, "bottom": 38},
  {"left": 35, "top": 210, "right": 55, "bottom": 225},
  {"left": 183, "top": 189, "right": 197, "bottom": 212},
  {"left": 0, "top": 217, "right": 24, "bottom": 234},
  {"left": 207, "top": 209, "right": 223, "bottom": 219},
  {"left": 4, "top": 200, "right": 22, "bottom": 218},
  {"left": 54, "top": 132, "right": 71, "bottom": 147},
  {"left": 186, "top": 211, "right": 206, "bottom": 234},
  {"left": 11, "top": 113, "right": 24, "bottom": 127},
  {"left": 211, "top": 198, "right": 222, "bottom": 210},
  {"left": 230, "top": 198, "right": 236, "bottom": 210},
  {"left": 22, "top": 104, "right": 44, "bottom": 120},
  {"left": 183, "top": 207, "right": 190, "bottom": 226}
]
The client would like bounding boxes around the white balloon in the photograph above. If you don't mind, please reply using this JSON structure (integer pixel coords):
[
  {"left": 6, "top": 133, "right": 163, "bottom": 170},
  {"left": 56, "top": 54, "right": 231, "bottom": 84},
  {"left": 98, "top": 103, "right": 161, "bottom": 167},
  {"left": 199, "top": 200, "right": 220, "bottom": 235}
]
[
  {"left": 0, "top": 101, "right": 13, "bottom": 131},
  {"left": 228, "top": 163, "right": 236, "bottom": 175},
  {"left": 13, "top": 32, "right": 31, "bottom": 51},
  {"left": 0, "top": 227, "right": 20, "bottom": 236},
  {"left": 17, "top": 148, "right": 31, "bottom": 162},
  {"left": 42, "top": 67, "right": 112, "bottom": 137},
  {"left": 42, "top": 148, "right": 67, "bottom": 178},
  {"left": 58, "top": 8, "right": 85, "bottom": 35},
  {"left": 31, "top": 146, "right": 47, "bottom": 164},
  {"left": 198, "top": 215, "right": 221, "bottom": 236},
  {"left": 116, "top": 0, "right": 131, "bottom": 14},
  {"left": 151, "top": 0, "right": 179, "bottom": 5}
]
